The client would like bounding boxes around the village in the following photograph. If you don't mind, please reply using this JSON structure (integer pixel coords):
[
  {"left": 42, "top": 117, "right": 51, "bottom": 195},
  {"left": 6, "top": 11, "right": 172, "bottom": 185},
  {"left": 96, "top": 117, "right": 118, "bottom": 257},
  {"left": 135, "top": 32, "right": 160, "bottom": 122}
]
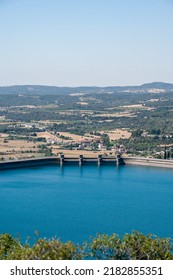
[{"left": 0, "top": 120, "right": 131, "bottom": 160}]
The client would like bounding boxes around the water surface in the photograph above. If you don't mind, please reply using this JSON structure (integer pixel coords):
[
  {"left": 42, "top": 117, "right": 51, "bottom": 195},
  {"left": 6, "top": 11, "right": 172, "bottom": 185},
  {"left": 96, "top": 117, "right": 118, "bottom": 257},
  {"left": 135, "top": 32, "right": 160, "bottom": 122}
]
[{"left": 0, "top": 164, "right": 173, "bottom": 243}]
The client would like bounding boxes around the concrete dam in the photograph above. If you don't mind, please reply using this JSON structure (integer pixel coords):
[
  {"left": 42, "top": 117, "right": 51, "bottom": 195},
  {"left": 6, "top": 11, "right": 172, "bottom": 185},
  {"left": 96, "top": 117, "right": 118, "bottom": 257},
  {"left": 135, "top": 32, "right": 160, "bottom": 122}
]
[{"left": 0, "top": 155, "right": 173, "bottom": 170}]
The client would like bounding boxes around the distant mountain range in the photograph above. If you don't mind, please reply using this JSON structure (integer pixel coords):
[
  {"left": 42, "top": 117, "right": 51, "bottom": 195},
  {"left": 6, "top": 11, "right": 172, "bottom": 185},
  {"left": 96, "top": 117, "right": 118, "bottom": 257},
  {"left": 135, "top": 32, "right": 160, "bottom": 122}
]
[{"left": 0, "top": 82, "right": 173, "bottom": 95}]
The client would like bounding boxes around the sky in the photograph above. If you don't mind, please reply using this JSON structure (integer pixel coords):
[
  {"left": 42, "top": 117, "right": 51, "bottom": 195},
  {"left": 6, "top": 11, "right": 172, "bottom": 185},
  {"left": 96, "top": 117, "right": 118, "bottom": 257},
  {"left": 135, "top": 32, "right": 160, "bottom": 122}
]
[{"left": 0, "top": 0, "right": 173, "bottom": 86}]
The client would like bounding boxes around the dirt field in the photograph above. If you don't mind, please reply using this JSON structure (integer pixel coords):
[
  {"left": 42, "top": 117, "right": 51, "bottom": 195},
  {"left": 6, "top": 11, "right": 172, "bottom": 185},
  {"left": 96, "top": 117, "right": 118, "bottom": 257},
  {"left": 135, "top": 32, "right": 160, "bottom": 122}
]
[
  {"left": 51, "top": 148, "right": 111, "bottom": 157},
  {"left": 36, "top": 131, "right": 60, "bottom": 141},
  {"left": 95, "top": 112, "right": 135, "bottom": 117},
  {"left": 0, "top": 136, "right": 41, "bottom": 160},
  {"left": 120, "top": 104, "right": 153, "bottom": 110},
  {"left": 102, "top": 129, "right": 131, "bottom": 140},
  {"left": 0, "top": 139, "right": 37, "bottom": 151},
  {"left": 59, "top": 109, "right": 94, "bottom": 114},
  {"left": 0, "top": 133, "right": 9, "bottom": 138},
  {"left": 36, "top": 131, "right": 95, "bottom": 142},
  {"left": 121, "top": 104, "right": 144, "bottom": 108},
  {"left": 58, "top": 132, "right": 100, "bottom": 142},
  {"left": 37, "top": 120, "right": 64, "bottom": 124}
]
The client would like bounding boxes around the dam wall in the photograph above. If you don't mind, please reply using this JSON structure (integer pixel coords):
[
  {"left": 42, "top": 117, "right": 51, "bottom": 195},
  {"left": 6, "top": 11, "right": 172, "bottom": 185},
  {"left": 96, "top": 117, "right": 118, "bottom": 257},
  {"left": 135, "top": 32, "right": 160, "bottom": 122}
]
[
  {"left": 0, "top": 155, "right": 123, "bottom": 170},
  {"left": 123, "top": 157, "right": 173, "bottom": 168},
  {"left": 0, "top": 155, "right": 173, "bottom": 170},
  {"left": 0, "top": 157, "right": 59, "bottom": 170}
]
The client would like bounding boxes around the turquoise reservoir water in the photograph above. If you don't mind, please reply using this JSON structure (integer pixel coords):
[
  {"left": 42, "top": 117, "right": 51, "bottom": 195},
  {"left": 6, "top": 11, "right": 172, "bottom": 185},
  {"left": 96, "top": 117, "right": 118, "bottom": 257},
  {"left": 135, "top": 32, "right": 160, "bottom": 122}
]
[{"left": 0, "top": 164, "right": 173, "bottom": 243}]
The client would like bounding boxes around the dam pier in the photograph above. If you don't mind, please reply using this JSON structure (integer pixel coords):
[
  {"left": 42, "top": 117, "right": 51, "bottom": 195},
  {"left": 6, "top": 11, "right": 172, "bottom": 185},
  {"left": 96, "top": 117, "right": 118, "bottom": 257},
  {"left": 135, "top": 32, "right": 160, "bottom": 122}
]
[{"left": 59, "top": 154, "right": 124, "bottom": 166}]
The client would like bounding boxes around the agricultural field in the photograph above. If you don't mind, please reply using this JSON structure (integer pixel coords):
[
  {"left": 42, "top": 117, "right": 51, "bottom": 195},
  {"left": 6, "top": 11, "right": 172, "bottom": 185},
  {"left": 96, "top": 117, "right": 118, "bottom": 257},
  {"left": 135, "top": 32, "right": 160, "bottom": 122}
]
[{"left": 0, "top": 83, "right": 173, "bottom": 160}]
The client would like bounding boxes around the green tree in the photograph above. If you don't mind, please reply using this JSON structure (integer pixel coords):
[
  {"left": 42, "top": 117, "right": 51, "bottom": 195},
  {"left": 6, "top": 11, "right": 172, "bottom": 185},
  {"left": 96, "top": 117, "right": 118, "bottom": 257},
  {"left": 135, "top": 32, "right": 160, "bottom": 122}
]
[
  {"left": 132, "top": 129, "right": 143, "bottom": 138},
  {"left": 101, "top": 134, "right": 111, "bottom": 147}
]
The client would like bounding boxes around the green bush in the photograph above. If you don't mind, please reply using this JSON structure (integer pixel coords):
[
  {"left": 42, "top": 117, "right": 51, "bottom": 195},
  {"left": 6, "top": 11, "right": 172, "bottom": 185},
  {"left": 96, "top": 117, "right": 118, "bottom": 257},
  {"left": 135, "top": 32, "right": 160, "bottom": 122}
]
[
  {"left": 89, "top": 231, "right": 173, "bottom": 260},
  {"left": 0, "top": 234, "right": 21, "bottom": 260},
  {"left": 0, "top": 231, "right": 172, "bottom": 260}
]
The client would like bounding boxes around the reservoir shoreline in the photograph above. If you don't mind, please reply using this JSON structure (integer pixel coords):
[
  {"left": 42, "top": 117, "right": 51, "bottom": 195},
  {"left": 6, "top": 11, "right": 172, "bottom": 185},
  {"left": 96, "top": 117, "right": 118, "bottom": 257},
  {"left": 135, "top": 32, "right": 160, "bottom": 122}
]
[{"left": 0, "top": 156, "right": 173, "bottom": 170}]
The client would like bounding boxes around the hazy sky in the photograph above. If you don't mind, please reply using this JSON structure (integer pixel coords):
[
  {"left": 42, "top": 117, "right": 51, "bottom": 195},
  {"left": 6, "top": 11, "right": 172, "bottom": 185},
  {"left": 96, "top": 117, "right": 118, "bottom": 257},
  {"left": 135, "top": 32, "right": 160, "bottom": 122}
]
[{"left": 0, "top": 0, "right": 173, "bottom": 86}]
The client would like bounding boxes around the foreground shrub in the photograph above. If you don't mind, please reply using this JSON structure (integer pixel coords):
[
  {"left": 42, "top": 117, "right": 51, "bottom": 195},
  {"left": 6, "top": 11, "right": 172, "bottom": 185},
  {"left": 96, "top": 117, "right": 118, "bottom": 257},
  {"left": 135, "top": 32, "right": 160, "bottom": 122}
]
[
  {"left": 0, "top": 231, "right": 173, "bottom": 260},
  {"left": 28, "top": 238, "right": 84, "bottom": 260},
  {"left": 0, "top": 235, "right": 84, "bottom": 260},
  {"left": 0, "top": 234, "right": 22, "bottom": 260},
  {"left": 89, "top": 231, "right": 173, "bottom": 260}
]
